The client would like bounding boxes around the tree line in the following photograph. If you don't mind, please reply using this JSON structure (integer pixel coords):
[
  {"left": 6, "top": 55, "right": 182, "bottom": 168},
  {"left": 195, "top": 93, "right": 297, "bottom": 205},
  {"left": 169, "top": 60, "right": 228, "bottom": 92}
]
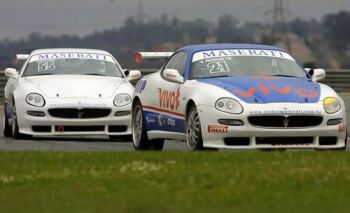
[{"left": 0, "top": 11, "right": 349, "bottom": 69}]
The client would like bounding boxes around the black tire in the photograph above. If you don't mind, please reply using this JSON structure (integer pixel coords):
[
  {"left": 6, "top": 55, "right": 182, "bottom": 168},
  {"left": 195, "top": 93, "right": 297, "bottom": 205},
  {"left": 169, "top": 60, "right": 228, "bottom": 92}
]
[
  {"left": 132, "top": 100, "right": 164, "bottom": 151},
  {"left": 3, "top": 103, "right": 12, "bottom": 137},
  {"left": 346, "top": 133, "right": 348, "bottom": 149},
  {"left": 151, "top": 139, "right": 165, "bottom": 150},
  {"left": 109, "top": 135, "right": 132, "bottom": 142},
  {"left": 11, "top": 101, "right": 32, "bottom": 140},
  {"left": 186, "top": 105, "right": 204, "bottom": 151}
]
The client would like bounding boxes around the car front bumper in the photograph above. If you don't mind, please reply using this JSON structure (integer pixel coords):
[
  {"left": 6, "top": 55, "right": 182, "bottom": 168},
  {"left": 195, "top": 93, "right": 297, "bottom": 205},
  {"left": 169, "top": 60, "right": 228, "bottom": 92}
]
[
  {"left": 197, "top": 103, "right": 347, "bottom": 149},
  {"left": 16, "top": 98, "right": 132, "bottom": 136}
]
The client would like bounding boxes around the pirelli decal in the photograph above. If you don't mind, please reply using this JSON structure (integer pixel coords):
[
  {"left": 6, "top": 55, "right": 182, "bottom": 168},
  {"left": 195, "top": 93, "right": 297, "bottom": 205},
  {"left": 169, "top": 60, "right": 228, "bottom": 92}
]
[{"left": 208, "top": 125, "right": 229, "bottom": 133}]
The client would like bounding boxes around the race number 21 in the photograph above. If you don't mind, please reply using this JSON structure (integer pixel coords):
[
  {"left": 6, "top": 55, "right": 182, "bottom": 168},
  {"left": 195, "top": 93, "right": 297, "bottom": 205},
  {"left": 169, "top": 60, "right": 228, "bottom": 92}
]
[{"left": 207, "top": 61, "right": 230, "bottom": 74}]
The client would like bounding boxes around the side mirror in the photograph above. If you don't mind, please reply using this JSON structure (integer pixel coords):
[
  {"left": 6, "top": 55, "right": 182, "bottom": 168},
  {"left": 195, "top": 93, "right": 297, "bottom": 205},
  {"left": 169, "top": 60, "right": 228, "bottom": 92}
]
[
  {"left": 125, "top": 70, "right": 141, "bottom": 82},
  {"left": 4, "top": 68, "right": 19, "bottom": 79},
  {"left": 307, "top": 68, "right": 326, "bottom": 82},
  {"left": 163, "top": 69, "right": 183, "bottom": 84}
]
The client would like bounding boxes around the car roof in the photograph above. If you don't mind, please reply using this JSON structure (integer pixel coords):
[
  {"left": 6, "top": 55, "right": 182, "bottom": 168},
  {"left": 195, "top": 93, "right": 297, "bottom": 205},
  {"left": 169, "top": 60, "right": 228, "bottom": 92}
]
[
  {"left": 30, "top": 48, "right": 111, "bottom": 55},
  {"left": 178, "top": 43, "right": 286, "bottom": 54}
]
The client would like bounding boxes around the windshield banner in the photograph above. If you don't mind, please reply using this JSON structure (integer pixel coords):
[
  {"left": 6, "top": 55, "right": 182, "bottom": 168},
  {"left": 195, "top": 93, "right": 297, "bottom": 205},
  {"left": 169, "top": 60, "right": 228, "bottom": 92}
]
[
  {"left": 29, "top": 52, "right": 115, "bottom": 63},
  {"left": 192, "top": 49, "right": 295, "bottom": 62}
]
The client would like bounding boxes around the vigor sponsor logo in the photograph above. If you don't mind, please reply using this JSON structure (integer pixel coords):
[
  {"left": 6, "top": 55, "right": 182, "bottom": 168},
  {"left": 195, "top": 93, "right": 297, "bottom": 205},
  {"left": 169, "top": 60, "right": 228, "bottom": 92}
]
[{"left": 159, "top": 88, "right": 181, "bottom": 110}]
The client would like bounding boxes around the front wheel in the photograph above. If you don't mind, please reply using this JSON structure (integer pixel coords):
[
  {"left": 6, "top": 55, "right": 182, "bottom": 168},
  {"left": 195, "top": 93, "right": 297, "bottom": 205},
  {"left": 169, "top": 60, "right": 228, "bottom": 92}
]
[
  {"left": 186, "top": 105, "right": 204, "bottom": 151},
  {"left": 11, "top": 102, "right": 32, "bottom": 140},
  {"left": 3, "top": 103, "right": 12, "bottom": 137},
  {"left": 132, "top": 101, "right": 164, "bottom": 151}
]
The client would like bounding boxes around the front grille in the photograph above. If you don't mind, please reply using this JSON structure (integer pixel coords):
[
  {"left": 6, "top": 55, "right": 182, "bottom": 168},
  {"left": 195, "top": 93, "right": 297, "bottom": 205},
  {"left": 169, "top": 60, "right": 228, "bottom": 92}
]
[
  {"left": 49, "top": 108, "right": 111, "bottom": 119},
  {"left": 248, "top": 115, "right": 323, "bottom": 128},
  {"left": 54, "top": 126, "right": 105, "bottom": 132},
  {"left": 256, "top": 137, "right": 314, "bottom": 145}
]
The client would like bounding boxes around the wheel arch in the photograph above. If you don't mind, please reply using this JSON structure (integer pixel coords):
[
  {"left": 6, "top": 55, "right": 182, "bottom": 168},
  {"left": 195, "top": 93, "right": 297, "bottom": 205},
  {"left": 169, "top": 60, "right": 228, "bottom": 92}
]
[
  {"left": 185, "top": 99, "right": 196, "bottom": 118},
  {"left": 132, "top": 95, "right": 142, "bottom": 110}
]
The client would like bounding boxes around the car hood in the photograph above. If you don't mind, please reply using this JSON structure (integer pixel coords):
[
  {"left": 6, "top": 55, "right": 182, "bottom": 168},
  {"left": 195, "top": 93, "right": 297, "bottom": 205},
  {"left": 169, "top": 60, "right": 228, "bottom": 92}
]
[
  {"left": 24, "top": 75, "right": 126, "bottom": 99},
  {"left": 197, "top": 76, "right": 321, "bottom": 103}
]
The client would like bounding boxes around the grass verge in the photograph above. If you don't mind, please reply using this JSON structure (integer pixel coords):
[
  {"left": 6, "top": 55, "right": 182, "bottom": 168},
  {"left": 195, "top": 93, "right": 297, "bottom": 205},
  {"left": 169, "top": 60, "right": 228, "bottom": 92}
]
[{"left": 0, "top": 151, "right": 350, "bottom": 213}]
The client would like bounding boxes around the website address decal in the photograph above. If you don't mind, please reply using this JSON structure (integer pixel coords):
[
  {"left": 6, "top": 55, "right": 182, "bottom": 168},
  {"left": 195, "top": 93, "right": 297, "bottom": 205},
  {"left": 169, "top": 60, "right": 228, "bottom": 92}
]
[{"left": 249, "top": 109, "right": 322, "bottom": 115}]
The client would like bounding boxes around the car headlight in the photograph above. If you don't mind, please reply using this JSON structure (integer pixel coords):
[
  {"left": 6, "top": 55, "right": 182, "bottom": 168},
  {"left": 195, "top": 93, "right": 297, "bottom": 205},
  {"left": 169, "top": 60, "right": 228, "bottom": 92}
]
[
  {"left": 26, "top": 93, "right": 45, "bottom": 107},
  {"left": 114, "top": 94, "right": 131, "bottom": 107},
  {"left": 323, "top": 97, "right": 341, "bottom": 114},
  {"left": 215, "top": 98, "right": 243, "bottom": 114}
]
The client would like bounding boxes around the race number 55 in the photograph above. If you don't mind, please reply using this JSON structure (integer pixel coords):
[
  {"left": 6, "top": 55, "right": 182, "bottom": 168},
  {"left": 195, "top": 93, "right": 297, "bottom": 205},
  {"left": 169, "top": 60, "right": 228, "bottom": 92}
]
[{"left": 38, "top": 60, "right": 55, "bottom": 72}]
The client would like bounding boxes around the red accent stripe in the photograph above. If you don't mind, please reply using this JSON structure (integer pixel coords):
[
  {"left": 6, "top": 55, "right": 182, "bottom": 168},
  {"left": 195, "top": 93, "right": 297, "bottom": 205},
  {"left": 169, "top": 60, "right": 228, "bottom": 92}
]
[{"left": 143, "top": 105, "right": 185, "bottom": 117}]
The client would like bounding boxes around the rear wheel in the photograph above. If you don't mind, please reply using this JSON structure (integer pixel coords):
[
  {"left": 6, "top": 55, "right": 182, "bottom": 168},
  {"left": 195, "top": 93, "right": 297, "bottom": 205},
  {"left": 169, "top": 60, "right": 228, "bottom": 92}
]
[
  {"left": 186, "top": 105, "right": 204, "bottom": 151},
  {"left": 132, "top": 100, "right": 164, "bottom": 150}
]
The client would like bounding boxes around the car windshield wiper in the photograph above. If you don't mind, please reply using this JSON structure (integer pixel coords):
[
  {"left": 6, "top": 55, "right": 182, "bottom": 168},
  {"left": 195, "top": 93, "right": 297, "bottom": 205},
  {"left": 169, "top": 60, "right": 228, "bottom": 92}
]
[
  {"left": 84, "top": 73, "right": 108, "bottom": 76},
  {"left": 198, "top": 75, "right": 233, "bottom": 79},
  {"left": 25, "top": 73, "right": 54, "bottom": 77},
  {"left": 269, "top": 74, "right": 298, "bottom": 78}
]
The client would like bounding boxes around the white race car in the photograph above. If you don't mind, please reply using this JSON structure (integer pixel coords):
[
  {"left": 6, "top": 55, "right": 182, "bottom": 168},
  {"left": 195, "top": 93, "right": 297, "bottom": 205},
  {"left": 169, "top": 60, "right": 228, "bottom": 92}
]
[
  {"left": 132, "top": 44, "right": 347, "bottom": 151},
  {"left": 3, "top": 48, "right": 141, "bottom": 140}
]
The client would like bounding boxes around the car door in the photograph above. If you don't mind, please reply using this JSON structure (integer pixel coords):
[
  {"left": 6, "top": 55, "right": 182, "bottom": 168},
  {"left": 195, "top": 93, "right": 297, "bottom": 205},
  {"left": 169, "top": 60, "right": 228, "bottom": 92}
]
[{"left": 146, "top": 51, "right": 188, "bottom": 134}]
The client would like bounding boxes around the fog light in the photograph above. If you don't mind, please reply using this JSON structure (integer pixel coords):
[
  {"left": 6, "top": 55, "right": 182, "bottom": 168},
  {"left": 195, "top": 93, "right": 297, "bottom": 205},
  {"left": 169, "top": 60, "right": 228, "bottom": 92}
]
[
  {"left": 327, "top": 118, "right": 343, "bottom": 126},
  {"left": 218, "top": 119, "right": 244, "bottom": 126},
  {"left": 27, "top": 111, "right": 46, "bottom": 117},
  {"left": 115, "top": 110, "right": 131, "bottom": 116}
]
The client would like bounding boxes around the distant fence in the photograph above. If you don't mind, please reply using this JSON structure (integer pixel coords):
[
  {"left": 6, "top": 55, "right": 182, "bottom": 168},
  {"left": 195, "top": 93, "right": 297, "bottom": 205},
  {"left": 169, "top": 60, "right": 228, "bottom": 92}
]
[
  {"left": 0, "top": 70, "right": 349, "bottom": 134},
  {"left": 320, "top": 70, "right": 350, "bottom": 93}
]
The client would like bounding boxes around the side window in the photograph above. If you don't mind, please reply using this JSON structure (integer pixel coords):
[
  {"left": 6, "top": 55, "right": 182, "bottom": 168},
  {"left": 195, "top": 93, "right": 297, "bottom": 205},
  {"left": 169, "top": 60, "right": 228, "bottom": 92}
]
[
  {"left": 163, "top": 55, "right": 176, "bottom": 70},
  {"left": 163, "top": 52, "right": 188, "bottom": 76}
]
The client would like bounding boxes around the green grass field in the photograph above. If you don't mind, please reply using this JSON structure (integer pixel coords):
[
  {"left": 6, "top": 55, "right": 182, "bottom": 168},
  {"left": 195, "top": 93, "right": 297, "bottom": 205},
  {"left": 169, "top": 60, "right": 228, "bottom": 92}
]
[{"left": 1, "top": 151, "right": 350, "bottom": 213}]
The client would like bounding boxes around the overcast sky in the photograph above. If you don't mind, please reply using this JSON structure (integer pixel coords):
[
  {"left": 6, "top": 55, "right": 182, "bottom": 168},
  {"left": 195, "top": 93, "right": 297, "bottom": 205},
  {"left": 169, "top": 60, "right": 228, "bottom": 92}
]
[{"left": 0, "top": 0, "right": 349, "bottom": 40}]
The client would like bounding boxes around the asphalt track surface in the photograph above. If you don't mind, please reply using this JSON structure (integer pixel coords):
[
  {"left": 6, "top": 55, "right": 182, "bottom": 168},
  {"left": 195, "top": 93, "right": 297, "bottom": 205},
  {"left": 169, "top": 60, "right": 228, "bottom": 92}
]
[{"left": 0, "top": 110, "right": 348, "bottom": 151}]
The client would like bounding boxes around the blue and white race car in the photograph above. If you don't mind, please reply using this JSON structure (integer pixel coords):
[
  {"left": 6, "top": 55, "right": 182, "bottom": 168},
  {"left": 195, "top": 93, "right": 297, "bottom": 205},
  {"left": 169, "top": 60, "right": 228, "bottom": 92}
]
[{"left": 132, "top": 44, "right": 347, "bottom": 151}]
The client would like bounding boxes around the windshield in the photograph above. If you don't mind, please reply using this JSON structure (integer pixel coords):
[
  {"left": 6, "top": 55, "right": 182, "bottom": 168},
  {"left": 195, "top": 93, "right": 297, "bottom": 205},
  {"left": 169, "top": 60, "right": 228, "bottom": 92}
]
[
  {"left": 22, "top": 52, "right": 123, "bottom": 77},
  {"left": 190, "top": 49, "right": 307, "bottom": 79}
]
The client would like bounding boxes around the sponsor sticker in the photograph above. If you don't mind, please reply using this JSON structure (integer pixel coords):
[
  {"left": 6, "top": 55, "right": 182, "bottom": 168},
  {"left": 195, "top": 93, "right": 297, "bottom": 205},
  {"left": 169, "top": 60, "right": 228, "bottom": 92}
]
[
  {"left": 29, "top": 52, "right": 115, "bottom": 63},
  {"left": 192, "top": 49, "right": 295, "bottom": 62},
  {"left": 233, "top": 82, "right": 318, "bottom": 99},
  {"left": 250, "top": 108, "right": 322, "bottom": 115},
  {"left": 157, "top": 114, "right": 176, "bottom": 127},
  {"left": 159, "top": 88, "right": 181, "bottom": 110},
  {"left": 272, "top": 143, "right": 311, "bottom": 147},
  {"left": 135, "top": 80, "right": 147, "bottom": 94},
  {"left": 208, "top": 125, "right": 229, "bottom": 133},
  {"left": 146, "top": 116, "right": 156, "bottom": 125},
  {"left": 49, "top": 102, "right": 107, "bottom": 108}
]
